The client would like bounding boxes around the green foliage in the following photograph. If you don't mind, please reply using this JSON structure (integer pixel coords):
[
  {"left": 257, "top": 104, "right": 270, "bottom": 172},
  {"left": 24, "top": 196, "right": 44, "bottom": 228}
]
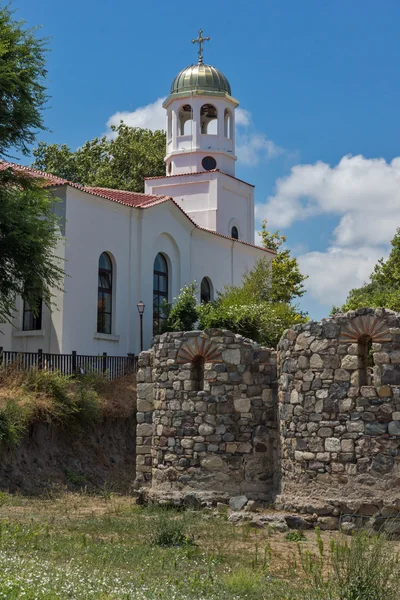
[
  {"left": 338, "top": 228, "right": 400, "bottom": 313},
  {"left": 0, "top": 169, "right": 65, "bottom": 324},
  {"left": 329, "top": 531, "right": 400, "bottom": 600},
  {"left": 285, "top": 530, "right": 307, "bottom": 542},
  {"left": 259, "top": 220, "right": 308, "bottom": 303},
  {"left": 150, "top": 511, "right": 193, "bottom": 547},
  {"left": 0, "top": 399, "right": 29, "bottom": 447},
  {"left": 0, "top": 6, "right": 64, "bottom": 323},
  {"left": 32, "top": 123, "right": 166, "bottom": 192},
  {"left": 0, "top": 369, "right": 105, "bottom": 449},
  {"left": 0, "top": 4, "right": 47, "bottom": 157},
  {"left": 193, "top": 223, "right": 308, "bottom": 346},
  {"left": 199, "top": 297, "right": 307, "bottom": 348},
  {"left": 162, "top": 283, "right": 198, "bottom": 333}
]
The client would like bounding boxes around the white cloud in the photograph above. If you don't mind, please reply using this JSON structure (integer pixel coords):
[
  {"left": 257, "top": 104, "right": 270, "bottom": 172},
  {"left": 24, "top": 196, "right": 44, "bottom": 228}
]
[
  {"left": 298, "top": 246, "right": 387, "bottom": 306},
  {"left": 235, "top": 108, "right": 251, "bottom": 126},
  {"left": 236, "top": 133, "right": 284, "bottom": 166},
  {"left": 258, "top": 155, "right": 400, "bottom": 244},
  {"left": 256, "top": 154, "right": 400, "bottom": 308},
  {"left": 106, "top": 97, "right": 167, "bottom": 136}
]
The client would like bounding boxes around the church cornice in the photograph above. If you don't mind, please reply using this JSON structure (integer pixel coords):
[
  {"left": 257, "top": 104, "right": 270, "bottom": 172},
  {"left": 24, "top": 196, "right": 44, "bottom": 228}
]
[{"left": 145, "top": 169, "right": 255, "bottom": 188}]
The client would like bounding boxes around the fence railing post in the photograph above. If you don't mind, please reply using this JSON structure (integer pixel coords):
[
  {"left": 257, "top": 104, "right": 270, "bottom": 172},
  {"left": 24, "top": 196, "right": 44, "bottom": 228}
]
[
  {"left": 72, "top": 350, "right": 77, "bottom": 375},
  {"left": 38, "top": 349, "right": 43, "bottom": 371},
  {"left": 102, "top": 352, "right": 107, "bottom": 375},
  {"left": 0, "top": 347, "right": 3, "bottom": 369}
]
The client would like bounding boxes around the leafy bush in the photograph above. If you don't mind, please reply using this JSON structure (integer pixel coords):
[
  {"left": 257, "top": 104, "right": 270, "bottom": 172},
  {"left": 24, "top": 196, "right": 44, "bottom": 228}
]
[
  {"left": 162, "top": 282, "right": 198, "bottom": 333},
  {"left": 150, "top": 511, "right": 193, "bottom": 547}
]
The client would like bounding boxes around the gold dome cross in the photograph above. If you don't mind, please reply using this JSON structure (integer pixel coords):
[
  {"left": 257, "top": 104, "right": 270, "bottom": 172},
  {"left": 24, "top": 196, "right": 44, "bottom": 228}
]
[{"left": 191, "top": 29, "right": 210, "bottom": 64}]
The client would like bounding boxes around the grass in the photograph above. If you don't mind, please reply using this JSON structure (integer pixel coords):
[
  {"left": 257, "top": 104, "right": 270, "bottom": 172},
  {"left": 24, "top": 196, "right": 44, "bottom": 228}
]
[
  {"left": 0, "top": 367, "right": 136, "bottom": 448},
  {"left": 0, "top": 493, "right": 399, "bottom": 599}
]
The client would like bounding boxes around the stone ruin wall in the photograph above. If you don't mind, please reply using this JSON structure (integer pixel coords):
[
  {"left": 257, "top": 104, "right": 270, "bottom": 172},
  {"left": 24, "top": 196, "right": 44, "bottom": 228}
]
[
  {"left": 277, "top": 308, "right": 400, "bottom": 513},
  {"left": 136, "top": 330, "right": 278, "bottom": 501},
  {"left": 136, "top": 310, "right": 400, "bottom": 514}
]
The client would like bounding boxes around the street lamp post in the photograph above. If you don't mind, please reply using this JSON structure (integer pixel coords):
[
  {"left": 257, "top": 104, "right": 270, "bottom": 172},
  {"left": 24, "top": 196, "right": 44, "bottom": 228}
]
[{"left": 137, "top": 300, "right": 145, "bottom": 353}]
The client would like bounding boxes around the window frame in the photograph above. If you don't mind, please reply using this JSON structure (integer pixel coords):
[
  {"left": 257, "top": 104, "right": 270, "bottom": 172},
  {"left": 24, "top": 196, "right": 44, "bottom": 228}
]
[
  {"left": 153, "top": 253, "right": 168, "bottom": 335},
  {"left": 200, "top": 277, "right": 212, "bottom": 304},
  {"left": 97, "top": 252, "right": 113, "bottom": 335},
  {"left": 22, "top": 299, "right": 42, "bottom": 331}
]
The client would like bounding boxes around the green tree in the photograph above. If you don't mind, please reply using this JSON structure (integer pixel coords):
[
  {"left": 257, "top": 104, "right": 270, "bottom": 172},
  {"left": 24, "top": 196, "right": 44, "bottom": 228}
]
[
  {"left": 258, "top": 220, "right": 308, "bottom": 303},
  {"left": 338, "top": 229, "right": 400, "bottom": 313},
  {"left": 32, "top": 123, "right": 166, "bottom": 192},
  {"left": 0, "top": 4, "right": 63, "bottom": 324},
  {"left": 0, "top": 4, "right": 47, "bottom": 157}
]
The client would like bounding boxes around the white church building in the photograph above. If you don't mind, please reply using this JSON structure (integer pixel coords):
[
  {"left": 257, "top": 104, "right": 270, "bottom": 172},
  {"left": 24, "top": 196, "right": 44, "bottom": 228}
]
[{"left": 0, "top": 33, "right": 273, "bottom": 356}]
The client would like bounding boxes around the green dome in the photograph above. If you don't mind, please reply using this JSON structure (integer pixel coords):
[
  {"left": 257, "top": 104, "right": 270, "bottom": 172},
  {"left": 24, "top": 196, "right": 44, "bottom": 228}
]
[{"left": 169, "top": 63, "right": 232, "bottom": 99}]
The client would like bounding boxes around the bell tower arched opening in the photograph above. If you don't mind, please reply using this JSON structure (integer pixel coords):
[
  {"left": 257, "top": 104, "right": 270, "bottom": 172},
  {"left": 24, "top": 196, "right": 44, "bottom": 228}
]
[
  {"left": 178, "top": 104, "right": 193, "bottom": 136},
  {"left": 200, "top": 104, "right": 218, "bottom": 134}
]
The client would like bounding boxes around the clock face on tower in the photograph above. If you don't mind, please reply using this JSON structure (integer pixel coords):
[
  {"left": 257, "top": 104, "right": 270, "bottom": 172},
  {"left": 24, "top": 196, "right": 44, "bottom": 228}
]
[{"left": 202, "top": 156, "right": 217, "bottom": 171}]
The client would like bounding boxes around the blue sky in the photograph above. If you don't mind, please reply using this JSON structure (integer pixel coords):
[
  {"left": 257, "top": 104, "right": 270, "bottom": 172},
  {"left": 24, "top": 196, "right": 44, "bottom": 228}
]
[{"left": 14, "top": 0, "right": 400, "bottom": 319}]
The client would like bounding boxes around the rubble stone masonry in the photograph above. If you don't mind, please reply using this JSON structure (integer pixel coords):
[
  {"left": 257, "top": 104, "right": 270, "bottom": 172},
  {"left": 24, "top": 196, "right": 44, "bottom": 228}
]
[{"left": 136, "top": 310, "right": 400, "bottom": 514}]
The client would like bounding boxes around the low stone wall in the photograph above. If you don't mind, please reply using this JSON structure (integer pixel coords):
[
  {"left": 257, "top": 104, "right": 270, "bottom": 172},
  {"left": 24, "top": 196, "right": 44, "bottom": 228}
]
[
  {"left": 136, "top": 330, "right": 278, "bottom": 501},
  {"left": 277, "top": 308, "right": 400, "bottom": 512}
]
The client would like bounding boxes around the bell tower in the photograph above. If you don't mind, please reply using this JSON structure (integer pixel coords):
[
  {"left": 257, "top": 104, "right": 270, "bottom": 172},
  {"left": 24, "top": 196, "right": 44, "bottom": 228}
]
[
  {"left": 145, "top": 31, "right": 255, "bottom": 244},
  {"left": 163, "top": 30, "right": 238, "bottom": 177}
]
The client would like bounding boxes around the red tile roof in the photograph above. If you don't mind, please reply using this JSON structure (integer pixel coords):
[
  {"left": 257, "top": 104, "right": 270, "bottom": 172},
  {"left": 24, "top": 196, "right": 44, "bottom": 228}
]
[{"left": 0, "top": 161, "right": 274, "bottom": 255}]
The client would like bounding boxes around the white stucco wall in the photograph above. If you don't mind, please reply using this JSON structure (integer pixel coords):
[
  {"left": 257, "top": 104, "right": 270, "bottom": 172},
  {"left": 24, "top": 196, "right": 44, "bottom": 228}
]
[
  {"left": 145, "top": 171, "right": 254, "bottom": 244},
  {"left": 0, "top": 185, "right": 271, "bottom": 357}
]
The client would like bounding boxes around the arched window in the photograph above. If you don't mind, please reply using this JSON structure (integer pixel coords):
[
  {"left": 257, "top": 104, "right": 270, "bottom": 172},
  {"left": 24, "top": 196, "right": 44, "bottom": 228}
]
[
  {"left": 231, "top": 226, "right": 239, "bottom": 240},
  {"left": 97, "top": 252, "right": 113, "bottom": 334},
  {"left": 153, "top": 253, "right": 168, "bottom": 335},
  {"left": 224, "top": 109, "right": 232, "bottom": 138},
  {"left": 201, "top": 277, "right": 212, "bottom": 304},
  {"left": 178, "top": 104, "right": 193, "bottom": 135},
  {"left": 200, "top": 104, "right": 218, "bottom": 134},
  {"left": 358, "top": 334, "right": 373, "bottom": 386}
]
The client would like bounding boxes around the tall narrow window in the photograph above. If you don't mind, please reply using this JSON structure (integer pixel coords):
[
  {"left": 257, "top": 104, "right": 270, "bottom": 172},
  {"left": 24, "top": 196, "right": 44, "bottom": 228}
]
[
  {"left": 97, "top": 252, "right": 113, "bottom": 334},
  {"left": 153, "top": 253, "right": 168, "bottom": 335},
  {"left": 231, "top": 226, "right": 239, "bottom": 240},
  {"left": 23, "top": 299, "right": 42, "bottom": 331},
  {"left": 358, "top": 334, "right": 373, "bottom": 386},
  {"left": 201, "top": 277, "right": 212, "bottom": 304},
  {"left": 192, "top": 356, "right": 205, "bottom": 391}
]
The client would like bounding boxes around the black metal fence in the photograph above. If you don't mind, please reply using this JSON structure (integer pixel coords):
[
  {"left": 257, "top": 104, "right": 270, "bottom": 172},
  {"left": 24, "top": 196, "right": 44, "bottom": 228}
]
[{"left": 0, "top": 348, "right": 138, "bottom": 381}]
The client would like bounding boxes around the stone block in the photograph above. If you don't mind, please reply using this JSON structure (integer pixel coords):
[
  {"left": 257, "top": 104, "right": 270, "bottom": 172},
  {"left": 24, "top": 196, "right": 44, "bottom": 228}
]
[
  {"left": 137, "top": 423, "right": 153, "bottom": 437},
  {"left": 365, "top": 422, "right": 388, "bottom": 435},
  {"left": 294, "top": 451, "right": 315, "bottom": 461},
  {"left": 137, "top": 399, "right": 153, "bottom": 412},
  {"left": 310, "top": 354, "right": 324, "bottom": 369},
  {"left": 335, "top": 369, "right": 350, "bottom": 382},
  {"left": 222, "top": 348, "right": 241, "bottom": 365},
  {"left": 388, "top": 421, "right": 400, "bottom": 436},
  {"left": 341, "top": 355, "right": 359, "bottom": 370},
  {"left": 318, "top": 427, "right": 333, "bottom": 438},
  {"left": 198, "top": 423, "right": 214, "bottom": 436},
  {"left": 325, "top": 438, "right": 341, "bottom": 452},
  {"left": 234, "top": 397, "right": 251, "bottom": 413},
  {"left": 347, "top": 421, "right": 364, "bottom": 433},
  {"left": 341, "top": 439, "right": 355, "bottom": 452}
]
